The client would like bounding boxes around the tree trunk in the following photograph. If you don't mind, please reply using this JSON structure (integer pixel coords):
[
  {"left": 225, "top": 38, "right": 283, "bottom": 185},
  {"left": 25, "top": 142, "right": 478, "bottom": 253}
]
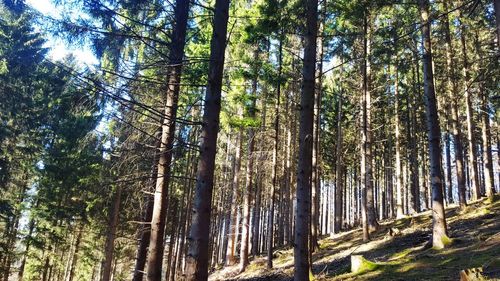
[
  {"left": 267, "top": 38, "right": 282, "bottom": 269},
  {"left": 475, "top": 35, "right": 495, "bottom": 201},
  {"left": 241, "top": 55, "right": 259, "bottom": 272},
  {"left": 132, "top": 158, "right": 157, "bottom": 281},
  {"left": 311, "top": 3, "right": 325, "bottom": 251},
  {"left": 419, "top": 0, "right": 449, "bottom": 249},
  {"left": 294, "top": 0, "right": 318, "bottom": 279},
  {"left": 146, "top": 1, "right": 190, "bottom": 280},
  {"left": 225, "top": 130, "right": 242, "bottom": 266},
  {"left": 459, "top": 17, "right": 481, "bottom": 201},
  {"left": 394, "top": 59, "right": 404, "bottom": 218},
  {"left": 185, "top": 0, "right": 230, "bottom": 278},
  {"left": 442, "top": 0, "right": 467, "bottom": 208},
  {"left": 101, "top": 187, "right": 121, "bottom": 281},
  {"left": 67, "top": 225, "right": 83, "bottom": 281},
  {"left": 18, "top": 218, "right": 35, "bottom": 281},
  {"left": 409, "top": 64, "right": 420, "bottom": 213},
  {"left": 250, "top": 51, "right": 262, "bottom": 258},
  {"left": 334, "top": 87, "right": 343, "bottom": 233},
  {"left": 361, "top": 12, "right": 378, "bottom": 233}
]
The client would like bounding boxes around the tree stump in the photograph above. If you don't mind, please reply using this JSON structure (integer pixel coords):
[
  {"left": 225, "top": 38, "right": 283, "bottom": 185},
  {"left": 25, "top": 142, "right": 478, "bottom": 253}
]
[{"left": 351, "top": 255, "right": 379, "bottom": 273}]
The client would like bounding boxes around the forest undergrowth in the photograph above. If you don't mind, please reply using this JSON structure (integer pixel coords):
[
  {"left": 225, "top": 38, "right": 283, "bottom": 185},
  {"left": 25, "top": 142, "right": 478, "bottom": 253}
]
[{"left": 210, "top": 198, "right": 500, "bottom": 281}]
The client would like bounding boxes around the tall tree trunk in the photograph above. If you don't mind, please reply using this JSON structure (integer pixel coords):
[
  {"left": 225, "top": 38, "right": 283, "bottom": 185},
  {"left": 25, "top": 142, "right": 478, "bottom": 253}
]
[
  {"left": 250, "top": 50, "right": 263, "bottom": 258},
  {"left": 445, "top": 132, "right": 453, "bottom": 204},
  {"left": 419, "top": 0, "right": 449, "bottom": 249},
  {"left": 361, "top": 12, "right": 378, "bottom": 234},
  {"left": 132, "top": 154, "right": 158, "bottom": 281},
  {"left": 334, "top": 90, "right": 343, "bottom": 234},
  {"left": 18, "top": 218, "right": 35, "bottom": 281},
  {"left": 240, "top": 55, "right": 259, "bottom": 273},
  {"left": 185, "top": 0, "right": 230, "bottom": 278},
  {"left": 147, "top": 1, "right": 190, "bottom": 280},
  {"left": 311, "top": 2, "right": 325, "bottom": 251},
  {"left": 133, "top": 196, "right": 154, "bottom": 281},
  {"left": 394, "top": 58, "right": 404, "bottom": 218},
  {"left": 284, "top": 93, "right": 293, "bottom": 244},
  {"left": 67, "top": 225, "right": 83, "bottom": 281},
  {"left": 294, "top": 0, "right": 318, "bottom": 279},
  {"left": 459, "top": 17, "right": 481, "bottom": 201},
  {"left": 407, "top": 76, "right": 419, "bottom": 214},
  {"left": 267, "top": 39, "right": 282, "bottom": 269},
  {"left": 442, "top": 0, "right": 467, "bottom": 208},
  {"left": 225, "top": 130, "right": 242, "bottom": 266},
  {"left": 101, "top": 187, "right": 121, "bottom": 281},
  {"left": 475, "top": 34, "right": 496, "bottom": 200}
]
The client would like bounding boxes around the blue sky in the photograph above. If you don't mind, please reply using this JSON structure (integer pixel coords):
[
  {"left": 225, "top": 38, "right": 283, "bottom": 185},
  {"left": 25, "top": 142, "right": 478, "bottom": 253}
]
[{"left": 26, "top": 0, "right": 99, "bottom": 65}]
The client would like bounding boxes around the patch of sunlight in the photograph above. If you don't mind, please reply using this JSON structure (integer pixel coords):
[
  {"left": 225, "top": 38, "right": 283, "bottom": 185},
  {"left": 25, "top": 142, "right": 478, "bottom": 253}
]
[
  {"left": 389, "top": 248, "right": 413, "bottom": 261},
  {"left": 395, "top": 261, "right": 423, "bottom": 273}
]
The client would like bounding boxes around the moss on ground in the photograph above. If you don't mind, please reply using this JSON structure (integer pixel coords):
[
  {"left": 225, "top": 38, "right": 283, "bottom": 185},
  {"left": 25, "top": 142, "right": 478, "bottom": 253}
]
[{"left": 210, "top": 199, "right": 500, "bottom": 281}]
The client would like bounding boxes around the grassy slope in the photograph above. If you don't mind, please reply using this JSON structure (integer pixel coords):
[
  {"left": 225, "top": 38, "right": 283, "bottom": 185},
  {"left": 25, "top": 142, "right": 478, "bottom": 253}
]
[{"left": 209, "top": 198, "right": 500, "bottom": 281}]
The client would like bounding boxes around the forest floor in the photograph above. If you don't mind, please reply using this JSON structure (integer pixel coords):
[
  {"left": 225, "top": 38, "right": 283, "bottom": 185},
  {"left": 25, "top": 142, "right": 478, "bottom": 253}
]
[{"left": 209, "top": 197, "right": 500, "bottom": 281}]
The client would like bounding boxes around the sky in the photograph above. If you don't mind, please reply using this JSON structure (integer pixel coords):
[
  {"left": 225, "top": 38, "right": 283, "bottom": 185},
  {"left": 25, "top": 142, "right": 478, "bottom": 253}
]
[
  {"left": 25, "top": 0, "right": 111, "bottom": 137},
  {"left": 26, "top": 0, "right": 99, "bottom": 65}
]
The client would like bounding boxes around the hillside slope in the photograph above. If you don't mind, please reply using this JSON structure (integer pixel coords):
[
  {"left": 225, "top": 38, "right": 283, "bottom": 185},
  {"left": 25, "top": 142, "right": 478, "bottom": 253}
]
[{"left": 210, "top": 198, "right": 500, "bottom": 281}]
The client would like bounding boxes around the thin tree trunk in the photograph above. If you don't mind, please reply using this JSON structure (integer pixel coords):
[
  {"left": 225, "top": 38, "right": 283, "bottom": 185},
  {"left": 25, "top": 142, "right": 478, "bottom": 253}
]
[
  {"left": 459, "top": 17, "right": 481, "bottom": 201},
  {"left": 132, "top": 155, "right": 158, "bottom": 281},
  {"left": 361, "top": 12, "right": 378, "bottom": 234},
  {"left": 475, "top": 34, "right": 495, "bottom": 201},
  {"left": 284, "top": 94, "right": 293, "bottom": 244},
  {"left": 240, "top": 58, "right": 259, "bottom": 273},
  {"left": 225, "top": 130, "right": 242, "bottom": 266},
  {"left": 334, "top": 89, "right": 343, "bottom": 233},
  {"left": 101, "top": 187, "right": 121, "bottom": 281},
  {"left": 267, "top": 39, "right": 282, "bottom": 268},
  {"left": 442, "top": 0, "right": 467, "bottom": 208},
  {"left": 419, "top": 0, "right": 449, "bottom": 249},
  {"left": 185, "top": 0, "right": 230, "bottom": 278},
  {"left": 294, "top": 0, "right": 318, "bottom": 279},
  {"left": 18, "top": 218, "right": 35, "bottom": 281},
  {"left": 250, "top": 51, "right": 262, "bottom": 258},
  {"left": 394, "top": 59, "right": 404, "bottom": 218},
  {"left": 67, "top": 225, "right": 83, "bottom": 281}
]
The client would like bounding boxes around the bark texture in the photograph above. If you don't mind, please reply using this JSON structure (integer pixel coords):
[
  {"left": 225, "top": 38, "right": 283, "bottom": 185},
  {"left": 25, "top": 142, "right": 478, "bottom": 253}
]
[
  {"left": 294, "top": 0, "right": 318, "bottom": 279},
  {"left": 185, "top": 0, "right": 230, "bottom": 278}
]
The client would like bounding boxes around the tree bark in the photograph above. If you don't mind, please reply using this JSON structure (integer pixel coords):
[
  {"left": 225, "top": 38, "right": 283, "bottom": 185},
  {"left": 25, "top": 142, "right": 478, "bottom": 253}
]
[
  {"left": 442, "top": 0, "right": 467, "bottom": 208},
  {"left": 311, "top": 2, "right": 325, "bottom": 251},
  {"left": 334, "top": 91, "right": 343, "bottom": 234},
  {"left": 184, "top": 0, "right": 230, "bottom": 278},
  {"left": 475, "top": 35, "right": 496, "bottom": 201},
  {"left": 267, "top": 38, "right": 282, "bottom": 269},
  {"left": 132, "top": 155, "right": 157, "bottom": 281},
  {"left": 419, "top": 0, "right": 449, "bottom": 249},
  {"left": 225, "top": 130, "right": 242, "bottom": 266},
  {"left": 294, "top": 0, "right": 318, "bottom": 279},
  {"left": 459, "top": 16, "right": 481, "bottom": 201},
  {"left": 240, "top": 53, "right": 259, "bottom": 272},
  {"left": 361, "top": 12, "right": 378, "bottom": 233},
  {"left": 101, "top": 187, "right": 121, "bottom": 281},
  {"left": 394, "top": 59, "right": 404, "bottom": 218},
  {"left": 67, "top": 225, "right": 83, "bottom": 281},
  {"left": 147, "top": 0, "right": 190, "bottom": 280}
]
